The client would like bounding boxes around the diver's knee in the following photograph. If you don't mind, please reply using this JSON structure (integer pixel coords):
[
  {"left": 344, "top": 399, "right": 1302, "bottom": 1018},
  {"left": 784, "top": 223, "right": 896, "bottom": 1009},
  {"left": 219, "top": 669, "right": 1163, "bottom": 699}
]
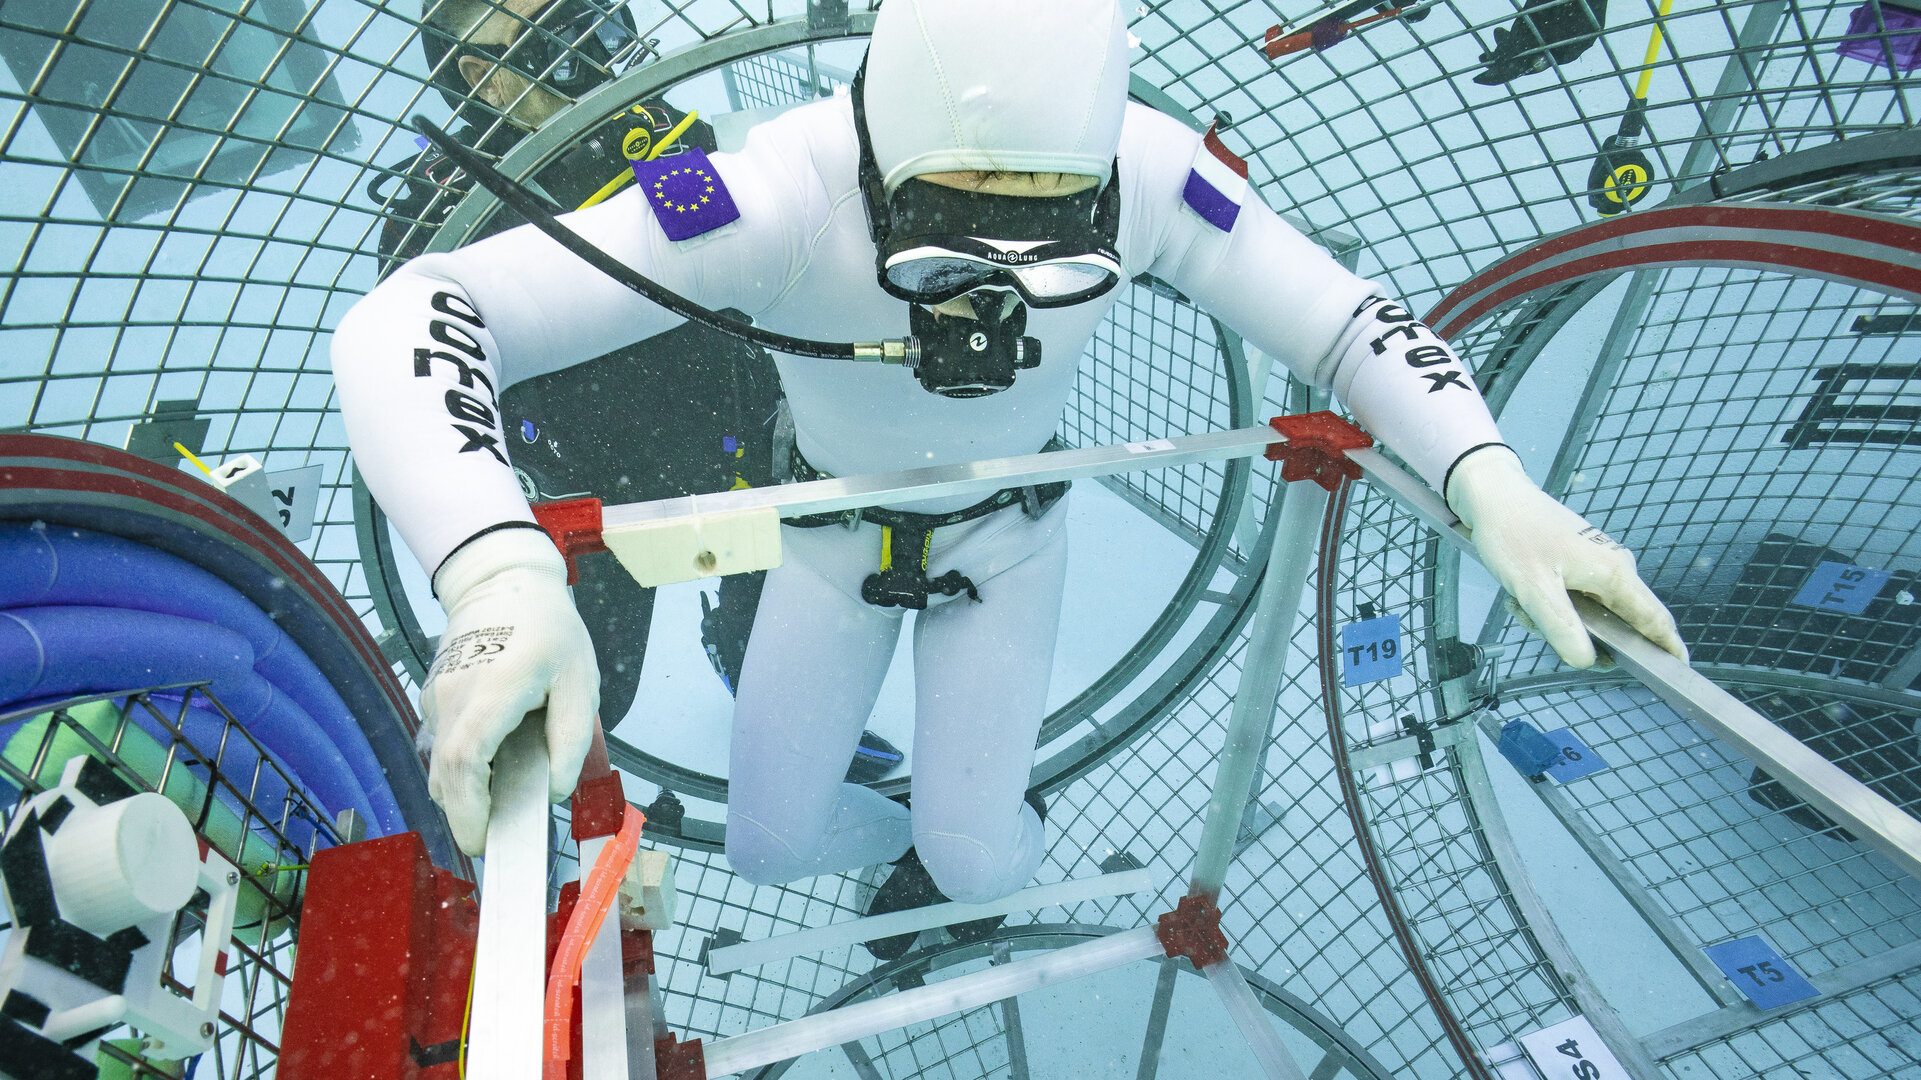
[
  {"left": 725, "top": 811, "right": 813, "bottom": 887},
  {"left": 916, "top": 831, "right": 1016, "bottom": 905}
]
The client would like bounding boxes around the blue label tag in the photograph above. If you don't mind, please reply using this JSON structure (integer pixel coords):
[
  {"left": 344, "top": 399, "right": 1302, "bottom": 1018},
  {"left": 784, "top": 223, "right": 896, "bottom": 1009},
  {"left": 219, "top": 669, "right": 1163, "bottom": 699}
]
[
  {"left": 1791, "top": 561, "right": 1890, "bottom": 614},
  {"left": 1702, "top": 937, "right": 1820, "bottom": 1009},
  {"left": 1341, "top": 615, "right": 1403, "bottom": 687},
  {"left": 1540, "top": 727, "right": 1609, "bottom": 782}
]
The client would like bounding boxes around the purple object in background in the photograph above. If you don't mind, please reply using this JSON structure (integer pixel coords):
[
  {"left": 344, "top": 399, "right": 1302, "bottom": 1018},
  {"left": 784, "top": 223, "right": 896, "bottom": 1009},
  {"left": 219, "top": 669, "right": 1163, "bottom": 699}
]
[{"left": 1838, "top": 2, "right": 1921, "bottom": 72}]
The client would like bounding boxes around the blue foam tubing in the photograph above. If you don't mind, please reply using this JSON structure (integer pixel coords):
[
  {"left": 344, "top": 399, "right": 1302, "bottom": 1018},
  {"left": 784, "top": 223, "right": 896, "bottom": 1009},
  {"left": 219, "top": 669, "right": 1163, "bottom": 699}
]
[
  {"left": 0, "top": 525, "right": 280, "bottom": 655},
  {"left": 0, "top": 606, "right": 380, "bottom": 829},
  {"left": 0, "top": 524, "right": 404, "bottom": 833}
]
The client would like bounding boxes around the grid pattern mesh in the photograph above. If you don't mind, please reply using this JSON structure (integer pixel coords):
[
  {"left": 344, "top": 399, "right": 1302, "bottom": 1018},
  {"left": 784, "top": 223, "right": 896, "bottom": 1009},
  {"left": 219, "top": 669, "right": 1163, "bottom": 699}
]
[
  {"left": 1494, "top": 267, "right": 1921, "bottom": 691},
  {"left": 1, "top": 688, "right": 345, "bottom": 1080},
  {"left": 1065, "top": 286, "right": 1241, "bottom": 548},
  {"left": 1458, "top": 246, "right": 1921, "bottom": 1078},
  {"left": 1322, "top": 481, "right": 1575, "bottom": 1058},
  {"left": 7, "top": 1, "right": 1921, "bottom": 1078}
]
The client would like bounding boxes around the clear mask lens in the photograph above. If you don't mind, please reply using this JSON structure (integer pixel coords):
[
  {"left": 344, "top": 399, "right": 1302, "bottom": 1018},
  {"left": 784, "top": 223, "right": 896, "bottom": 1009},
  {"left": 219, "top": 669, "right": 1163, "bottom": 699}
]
[
  {"left": 885, "top": 256, "right": 995, "bottom": 296},
  {"left": 1011, "top": 261, "right": 1114, "bottom": 296},
  {"left": 503, "top": 1, "right": 636, "bottom": 93},
  {"left": 883, "top": 250, "right": 1118, "bottom": 305}
]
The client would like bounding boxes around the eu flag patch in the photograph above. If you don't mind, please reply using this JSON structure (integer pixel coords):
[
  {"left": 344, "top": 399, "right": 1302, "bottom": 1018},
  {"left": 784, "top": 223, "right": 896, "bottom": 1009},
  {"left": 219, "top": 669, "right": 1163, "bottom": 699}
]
[{"left": 634, "top": 147, "right": 740, "bottom": 241}]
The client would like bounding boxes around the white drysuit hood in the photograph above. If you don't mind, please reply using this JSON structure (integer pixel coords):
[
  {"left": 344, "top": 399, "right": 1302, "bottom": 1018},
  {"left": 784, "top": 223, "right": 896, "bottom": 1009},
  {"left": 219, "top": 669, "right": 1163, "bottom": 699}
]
[{"left": 863, "top": 0, "right": 1131, "bottom": 193}]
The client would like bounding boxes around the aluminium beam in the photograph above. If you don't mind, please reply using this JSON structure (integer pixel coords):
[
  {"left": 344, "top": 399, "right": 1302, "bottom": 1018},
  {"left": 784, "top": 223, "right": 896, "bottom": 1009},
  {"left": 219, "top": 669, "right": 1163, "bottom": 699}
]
[
  {"left": 1642, "top": 939, "right": 1921, "bottom": 1060},
  {"left": 697, "top": 928, "right": 1165, "bottom": 1077},
  {"left": 1205, "top": 960, "right": 1310, "bottom": 1080},
  {"left": 578, "top": 834, "right": 630, "bottom": 1080},
  {"left": 1188, "top": 479, "right": 1330, "bottom": 897},
  {"left": 466, "top": 712, "right": 551, "bottom": 1080},
  {"left": 705, "top": 868, "right": 1157, "bottom": 974},
  {"left": 598, "top": 425, "right": 1282, "bottom": 531}
]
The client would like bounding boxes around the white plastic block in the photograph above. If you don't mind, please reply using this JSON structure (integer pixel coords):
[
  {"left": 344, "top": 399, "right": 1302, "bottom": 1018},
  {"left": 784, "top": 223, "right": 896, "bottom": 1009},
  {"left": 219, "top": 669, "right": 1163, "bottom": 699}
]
[
  {"left": 603, "top": 504, "right": 781, "bottom": 587},
  {"left": 617, "top": 850, "right": 676, "bottom": 931},
  {"left": 207, "top": 454, "right": 278, "bottom": 523}
]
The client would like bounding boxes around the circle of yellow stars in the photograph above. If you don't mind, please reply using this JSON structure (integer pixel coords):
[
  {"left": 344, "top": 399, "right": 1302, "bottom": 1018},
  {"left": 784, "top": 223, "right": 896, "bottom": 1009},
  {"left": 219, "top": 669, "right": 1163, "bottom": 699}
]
[{"left": 652, "top": 166, "right": 717, "bottom": 214}]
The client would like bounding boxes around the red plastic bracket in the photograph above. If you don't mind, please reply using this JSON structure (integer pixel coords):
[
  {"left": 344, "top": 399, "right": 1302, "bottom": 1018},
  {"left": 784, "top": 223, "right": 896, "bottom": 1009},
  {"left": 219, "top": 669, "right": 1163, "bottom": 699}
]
[
  {"left": 279, "top": 832, "right": 479, "bottom": 1080},
  {"left": 570, "top": 771, "right": 628, "bottom": 842},
  {"left": 656, "top": 1034, "right": 707, "bottom": 1080},
  {"left": 1156, "top": 893, "right": 1231, "bottom": 969},
  {"left": 531, "top": 497, "right": 609, "bottom": 585},
  {"left": 1264, "top": 411, "right": 1374, "bottom": 492},
  {"left": 624, "top": 926, "right": 656, "bottom": 978}
]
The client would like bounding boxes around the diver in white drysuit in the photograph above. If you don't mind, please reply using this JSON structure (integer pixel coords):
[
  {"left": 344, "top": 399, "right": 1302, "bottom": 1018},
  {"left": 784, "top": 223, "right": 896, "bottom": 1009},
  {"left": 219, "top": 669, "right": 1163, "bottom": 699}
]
[{"left": 334, "top": 0, "right": 1687, "bottom": 956}]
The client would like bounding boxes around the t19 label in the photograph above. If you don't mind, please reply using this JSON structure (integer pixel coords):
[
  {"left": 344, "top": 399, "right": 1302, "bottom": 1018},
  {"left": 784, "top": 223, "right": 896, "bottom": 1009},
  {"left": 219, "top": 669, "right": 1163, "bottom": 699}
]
[{"left": 1341, "top": 614, "right": 1403, "bottom": 687}]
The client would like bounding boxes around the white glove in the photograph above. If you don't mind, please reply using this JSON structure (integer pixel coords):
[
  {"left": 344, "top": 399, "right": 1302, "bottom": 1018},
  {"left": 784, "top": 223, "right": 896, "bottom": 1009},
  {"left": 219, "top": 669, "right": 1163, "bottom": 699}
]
[
  {"left": 421, "top": 527, "right": 599, "bottom": 855},
  {"left": 1446, "top": 446, "right": 1687, "bottom": 669}
]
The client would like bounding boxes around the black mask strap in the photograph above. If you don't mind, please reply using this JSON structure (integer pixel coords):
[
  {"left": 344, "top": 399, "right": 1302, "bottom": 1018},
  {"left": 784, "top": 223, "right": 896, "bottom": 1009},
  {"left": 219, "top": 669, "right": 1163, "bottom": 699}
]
[{"left": 851, "top": 64, "right": 891, "bottom": 248}]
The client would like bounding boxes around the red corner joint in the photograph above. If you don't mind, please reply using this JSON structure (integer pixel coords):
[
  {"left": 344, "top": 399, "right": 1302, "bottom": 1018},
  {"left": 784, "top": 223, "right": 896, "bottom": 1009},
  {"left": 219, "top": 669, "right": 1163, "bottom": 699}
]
[
  {"left": 531, "top": 497, "right": 608, "bottom": 585},
  {"left": 655, "top": 1034, "right": 707, "bottom": 1080},
  {"left": 570, "top": 771, "right": 628, "bottom": 842},
  {"left": 1156, "top": 893, "right": 1231, "bottom": 969},
  {"left": 1264, "top": 411, "right": 1374, "bottom": 492}
]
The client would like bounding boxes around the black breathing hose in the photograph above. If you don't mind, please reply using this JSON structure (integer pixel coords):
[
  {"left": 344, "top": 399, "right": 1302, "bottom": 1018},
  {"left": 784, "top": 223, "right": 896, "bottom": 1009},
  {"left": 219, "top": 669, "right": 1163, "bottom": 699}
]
[{"left": 410, "top": 116, "right": 914, "bottom": 365}]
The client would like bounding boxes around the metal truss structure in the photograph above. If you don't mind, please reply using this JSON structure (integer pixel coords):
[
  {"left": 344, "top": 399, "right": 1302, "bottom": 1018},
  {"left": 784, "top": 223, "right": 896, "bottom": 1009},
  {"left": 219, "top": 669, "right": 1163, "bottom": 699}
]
[{"left": 3, "top": 1, "right": 1920, "bottom": 1078}]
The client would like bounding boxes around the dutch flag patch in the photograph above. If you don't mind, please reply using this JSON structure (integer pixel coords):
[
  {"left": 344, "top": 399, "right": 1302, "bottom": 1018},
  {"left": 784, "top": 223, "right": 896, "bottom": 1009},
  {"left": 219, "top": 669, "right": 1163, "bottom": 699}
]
[{"left": 1182, "top": 123, "right": 1250, "bottom": 232}]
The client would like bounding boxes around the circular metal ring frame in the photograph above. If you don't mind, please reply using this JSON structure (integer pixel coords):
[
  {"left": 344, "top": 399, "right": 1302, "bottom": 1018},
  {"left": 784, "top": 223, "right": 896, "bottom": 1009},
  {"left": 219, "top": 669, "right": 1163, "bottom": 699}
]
[{"left": 352, "top": 15, "right": 1261, "bottom": 850}]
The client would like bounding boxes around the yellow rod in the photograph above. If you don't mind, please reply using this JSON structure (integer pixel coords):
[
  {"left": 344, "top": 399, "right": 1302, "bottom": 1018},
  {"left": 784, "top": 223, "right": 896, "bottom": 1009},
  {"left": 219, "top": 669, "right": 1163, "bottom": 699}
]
[
  {"left": 576, "top": 168, "right": 633, "bottom": 210},
  {"left": 174, "top": 441, "right": 213, "bottom": 476},
  {"left": 1633, "top": 0, "right": 1676, "bottom": 103},
  {"left": 575, "top": 109, "right": 703, "bottom": 210},
  {"left": 645, "top": 109, "right": 700, "bottom": 161}
]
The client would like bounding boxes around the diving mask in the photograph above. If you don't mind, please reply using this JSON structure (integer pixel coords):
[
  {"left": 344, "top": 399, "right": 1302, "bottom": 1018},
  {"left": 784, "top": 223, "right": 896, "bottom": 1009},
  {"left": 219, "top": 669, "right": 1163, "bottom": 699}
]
[
  {"left": 852, "top": 65, "right": 1123, "bottom": 397},
  {"left": 457, "top": 0, "right": 643, "bottom": 99},
  {"left": 877, "top": 172, "right": 1124, "bottom": 309}
]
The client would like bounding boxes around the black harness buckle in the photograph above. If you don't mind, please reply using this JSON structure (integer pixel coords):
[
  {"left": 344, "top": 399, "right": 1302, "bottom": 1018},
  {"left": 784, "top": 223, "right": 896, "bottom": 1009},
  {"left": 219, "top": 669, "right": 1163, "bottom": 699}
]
[
  {"left": 784, "top": 451, "right": 1065, "bottom": 609},
  {"left": 861, "top": 522, "right": 981, "bottom": 609}
]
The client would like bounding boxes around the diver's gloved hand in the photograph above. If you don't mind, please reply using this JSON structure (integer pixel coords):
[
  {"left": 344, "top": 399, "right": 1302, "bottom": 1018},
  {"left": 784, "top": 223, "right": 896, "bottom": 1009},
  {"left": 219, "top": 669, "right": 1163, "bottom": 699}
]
[
  {"left": 421, "top": 527, "right": 600, "bottom": 855},
  {"left": 1446, "top": 446, "right": 1687, "bottom": 669}
]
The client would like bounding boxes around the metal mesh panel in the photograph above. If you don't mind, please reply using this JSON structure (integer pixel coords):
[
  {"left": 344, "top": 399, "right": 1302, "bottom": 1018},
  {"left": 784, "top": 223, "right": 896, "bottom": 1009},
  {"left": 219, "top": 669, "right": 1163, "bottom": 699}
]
[
  {"left": 1325, "top": 482, "right": 1574, "bottom": 1057},
  {"left": 1657, "top": 968, "right": 1921, "bottom": 1080},
  {"left": 9, "top": 1, "right": 1921, "bottom": 1078},
  {"left": 1133, "top": 0, "right": 1921, "bottom": 311},
  {"left": 1504, "top": 679, "right": 1921, "bottom": 974},
  {"left": 1, "top": 687, "right": 346, "bottom": 1080},
  {"left": 1063, "top": 284, "right": 1241, "bottom": 547},
  {"left": 1489, "top": 266, "right": 1921, "bottom": 689},
  {"left": 723, "top": 46, "right": 838, "bottom": 109}
]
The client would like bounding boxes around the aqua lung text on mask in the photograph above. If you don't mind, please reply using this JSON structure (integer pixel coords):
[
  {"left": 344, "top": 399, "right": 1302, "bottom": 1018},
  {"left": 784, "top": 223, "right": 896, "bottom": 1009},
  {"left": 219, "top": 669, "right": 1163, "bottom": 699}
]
[
  {"left": 412, "top": 292, "right": 509, "bottom": 465},
  {"left": 1355, "top": 294, "right": 1470, "bottom": 393}
]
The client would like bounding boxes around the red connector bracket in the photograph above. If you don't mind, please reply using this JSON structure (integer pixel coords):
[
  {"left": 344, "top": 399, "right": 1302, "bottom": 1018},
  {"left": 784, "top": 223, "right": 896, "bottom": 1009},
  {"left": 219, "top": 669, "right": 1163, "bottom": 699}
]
[
  {"left": 1264, "top": 411, "right": 1374, "bottom": 492},
  {"left": 656, "top": 1034, "right": 707, "bottom": 1080},
  {"left": 624, "top": 926, "right": 656, "bottom": 979},
  {"left": 531, "top": 497, "right": 609, "bottom": 585},
  {"left": 570, "top": 772, "right": 628, "bottom": 843},
  {"left": 1156, "top": 893, "right": 1231, "bottom": 969}
]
